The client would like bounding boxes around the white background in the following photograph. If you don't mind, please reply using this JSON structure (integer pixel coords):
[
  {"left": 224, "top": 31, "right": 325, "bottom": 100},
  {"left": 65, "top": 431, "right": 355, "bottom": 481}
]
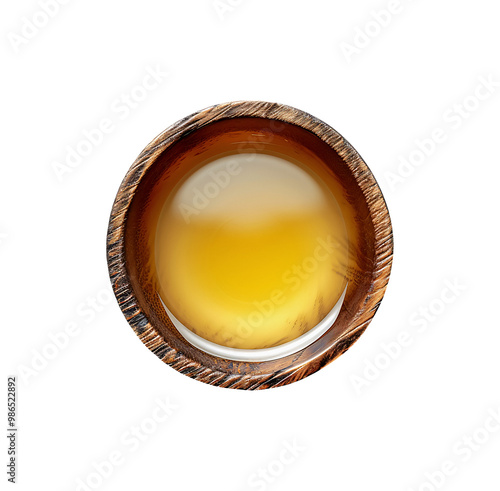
[{"left": 2, "top": 1, "right": 500, "bottom": 490}]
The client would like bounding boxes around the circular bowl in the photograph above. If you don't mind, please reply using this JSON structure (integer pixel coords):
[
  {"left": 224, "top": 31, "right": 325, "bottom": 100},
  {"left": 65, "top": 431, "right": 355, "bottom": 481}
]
[{"left": 107, "top": 101, "right": 393, "bottom": 390}]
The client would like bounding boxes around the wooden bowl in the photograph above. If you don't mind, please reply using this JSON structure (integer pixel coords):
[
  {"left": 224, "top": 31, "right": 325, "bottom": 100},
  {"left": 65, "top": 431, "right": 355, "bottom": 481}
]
[{"left": 107, "top": 101, "right": 393, "bottom": 390}]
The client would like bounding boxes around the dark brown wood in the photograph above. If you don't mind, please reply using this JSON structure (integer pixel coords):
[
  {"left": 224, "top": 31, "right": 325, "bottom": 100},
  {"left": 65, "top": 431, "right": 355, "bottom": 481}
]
[{"left": 107, "top": 101, "right": 393, "bottom": 390}]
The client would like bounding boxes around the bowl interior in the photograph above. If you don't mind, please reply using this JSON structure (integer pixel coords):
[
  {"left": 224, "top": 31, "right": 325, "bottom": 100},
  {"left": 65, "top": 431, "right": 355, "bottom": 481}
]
[{"left": 121, "top": 116, "right": 378, "bottom": 379}]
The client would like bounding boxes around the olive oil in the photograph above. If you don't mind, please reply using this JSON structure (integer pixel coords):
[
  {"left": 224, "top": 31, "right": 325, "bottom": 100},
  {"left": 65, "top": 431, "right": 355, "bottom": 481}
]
[{"left": 155, "top": 152, "right": 348, "bottom": 350}]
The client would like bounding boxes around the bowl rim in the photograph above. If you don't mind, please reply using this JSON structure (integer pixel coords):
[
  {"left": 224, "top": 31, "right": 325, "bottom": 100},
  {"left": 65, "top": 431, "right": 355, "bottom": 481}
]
[{"left": 106, "top": 100, "right": 394, "bottom": 390}]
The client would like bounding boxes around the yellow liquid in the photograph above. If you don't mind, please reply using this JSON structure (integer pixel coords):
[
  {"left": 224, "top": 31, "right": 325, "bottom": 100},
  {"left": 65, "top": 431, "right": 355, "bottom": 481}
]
[{"left": 155, "top": 152, "right": 348, "bottom": 349}]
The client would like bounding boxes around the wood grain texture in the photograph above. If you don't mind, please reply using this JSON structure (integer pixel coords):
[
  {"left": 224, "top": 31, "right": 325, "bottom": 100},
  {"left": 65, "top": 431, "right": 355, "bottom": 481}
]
[{"left": 107, "top": 101, "right": 393, "bottom": 390}]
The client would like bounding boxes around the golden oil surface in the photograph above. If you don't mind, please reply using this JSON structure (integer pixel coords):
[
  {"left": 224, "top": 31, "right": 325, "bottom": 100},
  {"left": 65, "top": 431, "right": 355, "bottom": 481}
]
[{"left": 155, "top": 152, "right": 348, "bottom": 349}]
